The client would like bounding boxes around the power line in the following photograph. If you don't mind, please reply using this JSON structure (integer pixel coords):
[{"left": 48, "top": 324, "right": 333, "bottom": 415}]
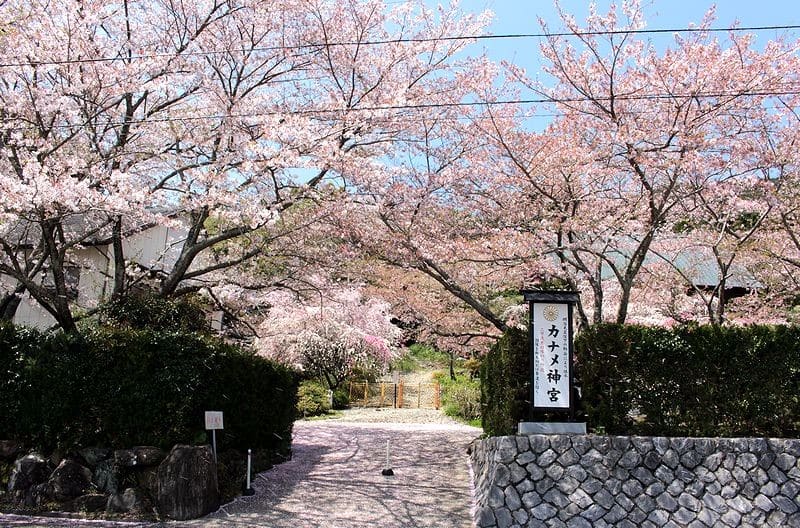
[
  {"left": 0, "top": 87, "right": 798, "bottom": 131},
  {"left": 0, "top": 23, "right": 797, "bottom": 68}
]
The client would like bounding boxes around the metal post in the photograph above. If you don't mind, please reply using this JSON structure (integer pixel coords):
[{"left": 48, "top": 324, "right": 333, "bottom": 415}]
[
  {"left": 212, "top": 430, "right": 217, "bottom": 463},
  {"left": 381, "top": 439, "right": 394, "bottom": 476},
  {"left": 246, "top": 449, "right": 252, "bottom": 489},
  {"left": 243, "top": 448, "right": 255, "bottom": 496}
]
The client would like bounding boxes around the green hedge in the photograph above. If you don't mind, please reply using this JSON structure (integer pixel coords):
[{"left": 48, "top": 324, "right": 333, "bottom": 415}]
[
  {"left": 577, "top": 324, "right": 800, "bottom": 437},
  {"left": 0, "top": 322, "right": 298, "bottom": 453},
  {"left": 481, "top": 324, "right": 800, "bottom": 438},
  {"left": 480, "top": 328, "right": 530, "bottom": 437}
]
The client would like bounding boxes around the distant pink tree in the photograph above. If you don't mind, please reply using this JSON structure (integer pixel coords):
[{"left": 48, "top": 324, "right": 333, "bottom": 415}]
[{"left": 255, "top": 285, "right": 400, "bottom": 388}]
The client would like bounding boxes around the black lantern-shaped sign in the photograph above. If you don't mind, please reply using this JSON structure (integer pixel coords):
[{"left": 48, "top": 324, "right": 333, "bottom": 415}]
[{"left": 521, "top": 289, "right": 584, "bottom": 433}]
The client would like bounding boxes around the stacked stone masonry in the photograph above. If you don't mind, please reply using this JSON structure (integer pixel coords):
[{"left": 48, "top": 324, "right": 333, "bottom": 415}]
[{"left": 470, "top": 435, "right": 800, "bottom": 528}]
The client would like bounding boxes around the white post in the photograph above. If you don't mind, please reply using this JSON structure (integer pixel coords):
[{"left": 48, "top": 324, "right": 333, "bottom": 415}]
[
  {"left": 381, "top": 439, "right": 394, "bottom": 476},
  {"left": 246, "top": 448, "right": 252, "bottom": 490}
]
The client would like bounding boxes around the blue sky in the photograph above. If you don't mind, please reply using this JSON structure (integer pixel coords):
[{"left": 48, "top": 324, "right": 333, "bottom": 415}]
[{"left": 452, "top": 1, "right": 800, "bottom": 73}]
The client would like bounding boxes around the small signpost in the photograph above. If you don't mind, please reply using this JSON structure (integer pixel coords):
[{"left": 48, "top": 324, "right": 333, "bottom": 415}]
[
  {"left": 243, "top": 448, "right": 255, "bottom": 496},
  {"left": 205, "top": 411, "right": 223, "bottom": 462},
  {"left": 520, "top": 290, "right": 586, "bottom": 435}
]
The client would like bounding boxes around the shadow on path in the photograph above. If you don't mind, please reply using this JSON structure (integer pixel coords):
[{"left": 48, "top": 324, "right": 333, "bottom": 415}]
[{"left": 174, "top": 421, "right": 481, "bottom": 528}]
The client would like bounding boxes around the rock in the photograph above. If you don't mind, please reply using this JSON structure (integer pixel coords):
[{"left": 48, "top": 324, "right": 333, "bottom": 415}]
[
  {"left": 7, "top": 454, "right": 49, "bottom": 492},
  {"left": 64, "top": 493, "right": 108, "bottom": 513},
  {"left": 48, "top": 459, "right": 92, "bottom": 501},
  {"left": 156, "top": 445, "right": 219, "bottom": 520},
  {"left": 114, "top": 449, "right": 138, "bottom": 467},
  {"left": 0, "top": 440, "right": 21, "bottom": 461},
  {"left": 13, "top": 482, "right": 49, "bottom": 509},
  {"left": 92, "top": 459, "right": 119, "bottom": 494},
  {"left": 107, "top": 487, "right": 148, "bottom": 514},
  {"left": 133, "top": 446, "right": 166, "bottom": 467},
  {"left": 78, "top": 447, "right": 111, "bottom": 468}
]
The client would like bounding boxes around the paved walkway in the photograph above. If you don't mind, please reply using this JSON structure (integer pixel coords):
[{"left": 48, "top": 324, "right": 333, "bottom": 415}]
[
  {"left": 176, "top": 419, "right": 481, "bottom": 528},
  {"left": 0, "top": 412, "right": 481, "bottom": 528}
]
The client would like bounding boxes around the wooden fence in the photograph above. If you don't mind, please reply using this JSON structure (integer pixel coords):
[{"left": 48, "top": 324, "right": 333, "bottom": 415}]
[{"left": 347, "top": 380, "right": 441, "bottom": 409}]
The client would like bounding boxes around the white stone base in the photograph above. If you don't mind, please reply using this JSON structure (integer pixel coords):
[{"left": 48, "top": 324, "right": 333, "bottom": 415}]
[{"left": 517, "top": 422, "right": 587, "bottom": 435}]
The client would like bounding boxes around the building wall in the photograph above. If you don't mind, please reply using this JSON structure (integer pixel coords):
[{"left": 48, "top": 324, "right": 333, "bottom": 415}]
[
  {"left": 4, "top": 223, "right": 192, "bottom": 329},
  {"left": 470, "top": 434, "right": 800, "bottom": 527}
]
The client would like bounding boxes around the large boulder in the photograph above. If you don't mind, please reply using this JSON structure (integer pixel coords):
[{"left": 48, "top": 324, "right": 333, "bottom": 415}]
[
  {"left": 48, "top": 459, "right": 92, "bottom": 501},
  {"left": 78, "top": 447, "right": 111, "bottom": 468},
  {"left": 107, "top": 487, "right": 149, "bottom": 514},
  {"left": 7, "top": 454, "right": 49, "bottom": 492},
  {"left": 113, "top": 446, "right": 165, "bottom": 468},
  {"left": 91, "top": 459, "right": 119, "bottom": 494},
  {"left": 65, "top": 493, "right": 108, "bottom": 513},
  {"left": 133, "top": 446, "right": 166, "bottom": 467},
  {"left": 156, "top": 445, "right": 219, "bottom": 520}
]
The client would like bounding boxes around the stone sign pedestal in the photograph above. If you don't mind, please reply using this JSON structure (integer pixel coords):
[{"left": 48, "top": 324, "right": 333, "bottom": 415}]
[{"left": 517, "top": 421, "right": 586, "bottom": 435}]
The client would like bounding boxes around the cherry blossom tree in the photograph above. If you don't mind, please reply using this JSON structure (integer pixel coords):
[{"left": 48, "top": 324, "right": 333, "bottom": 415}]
[
  {"left": 490, "top": 0, "right": 800, "bottom": 325},
  {"left": 0, "top": 0, "right": 490, "bottom": 332},
  {"left": 254, "top": 284, "right": 401, "bottom": 389}
]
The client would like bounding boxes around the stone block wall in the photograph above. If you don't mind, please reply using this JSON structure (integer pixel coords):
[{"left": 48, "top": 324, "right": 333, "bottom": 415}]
[{"left": 470, "top": 434, "right": 800, "bottom": 527}]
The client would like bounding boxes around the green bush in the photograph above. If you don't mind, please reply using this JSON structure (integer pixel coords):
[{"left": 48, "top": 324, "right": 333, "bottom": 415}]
[
  {"left": 481, "top": 324, "right": 800, "bottom": 438},
  {"left": 98, "top": 292, "right": 210, "bottom": 333},
  {"left": 0, "top": 323, "right": 298, "bottom": 454},
  {"left": 576, "top": 324, "right": 800, "bottom": 437},
  {"left": 441, "top": 377, "right": 481, "bottom": 423},
  {"left": 332, "top": 387, "right": 350, "bottom": 409},
  {"left": 480, "top": 328, "right": 530, "bottom": 436},
  {"left": 296, "top": 380, "right": 331, "bottom": 417}
]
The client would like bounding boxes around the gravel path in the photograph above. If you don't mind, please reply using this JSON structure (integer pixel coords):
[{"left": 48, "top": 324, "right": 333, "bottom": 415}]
[{"left": 1, "top": 410, "right": 482, "bottom": 528}]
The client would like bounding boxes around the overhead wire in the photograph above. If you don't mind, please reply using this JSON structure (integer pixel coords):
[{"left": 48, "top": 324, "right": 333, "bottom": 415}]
[
  {"left": 0, "top": 23, "right": 796, "bottom": 68},
  {"left": 0, "top": 86, "right": 799, "bottom": 132}
]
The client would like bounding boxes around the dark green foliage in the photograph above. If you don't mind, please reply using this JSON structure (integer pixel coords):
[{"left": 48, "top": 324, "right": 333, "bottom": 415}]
[
  {"left": 481, "top": 324, "right": 800, "bottom": 438},
  {"left": 441, "top": 376, "right": 481, "bottom": 423},
  {"left": 99, "top": 293, "right": 209, "bottom": 333},
  {"left": 331, "top": 387, "right": 350, "bottom": 409},
  {"left": 480, "top": 328, "right": 530, "bottom": 436},
  {"left": 0, "top": 323, "right": 298, "bottom": 454},
  {"left": 296, "top": 380, "right": 331, "bottom": 417},
  {"left": 576, "top": 324, "right": 800, "bottom": 437}
]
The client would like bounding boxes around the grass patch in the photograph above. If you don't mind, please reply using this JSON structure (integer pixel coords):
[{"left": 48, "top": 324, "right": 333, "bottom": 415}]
[
  {"left": 300, "top": 410, "right": 344, "bottom": 421},
  {"left": 391, "top": 344, "right": 451, "bottom": 372}
]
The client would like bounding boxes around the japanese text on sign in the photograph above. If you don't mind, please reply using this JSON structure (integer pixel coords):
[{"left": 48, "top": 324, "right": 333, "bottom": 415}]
[
  {"left": 205, "top": 411, "right": 224, "bottom": 430},
  {"left": 532, "top": 303, "right": 570, "bottom": 409}
]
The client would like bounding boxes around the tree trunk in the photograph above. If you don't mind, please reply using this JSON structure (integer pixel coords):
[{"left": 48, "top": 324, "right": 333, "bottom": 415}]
[
  {"left": 0, "top": 288, "right": 23, "bottom": 321},
  {"left": 111, "top": 215, "right": 126, "bottom": 299}
]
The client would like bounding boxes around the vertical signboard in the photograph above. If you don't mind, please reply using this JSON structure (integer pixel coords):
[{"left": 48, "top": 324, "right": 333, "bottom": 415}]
[
  {"left": 523, "top": 290, "right": 579, "bottom": 416},
  {"left": 532, "top": 302, "right": 571, "bottom": 409}
]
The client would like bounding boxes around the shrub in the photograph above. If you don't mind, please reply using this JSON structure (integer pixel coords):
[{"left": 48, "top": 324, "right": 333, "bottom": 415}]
[
  {"left": 480, "top": 328, "right": 529, "bottom": 436},
  {"left": 0, "top": 323, "right": 298, "bottom": 454},
  {"left": 481, "top": 323, "right": 800, "bottom": 438},
  {"left": 441, "top": 377, "right": 481, "bottom": 422},
  {"left": 296, "top": 380, "right": 331, "bottom": 417},
  {"left": 98, "top": 292, "right": 209, "bottom": 333},
  {"left": 332, "top": 387, "right": 350, "bottom": 409},
  {"left": 576, "top": 324, "right": 800, "bottom": 437}
]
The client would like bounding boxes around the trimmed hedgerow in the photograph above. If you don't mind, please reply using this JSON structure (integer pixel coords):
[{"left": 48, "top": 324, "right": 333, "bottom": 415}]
[
  {"left": 0, "top": 323, "right": 298, "bottom": 454},
  {"left": 481, "top": 323, "right": 800, "bottom": 438},
  {"left": 576, "top": 323, "right": 800, "bottom": 438},
  {"left": 480, "top": 328, "right": 530, "bottom": 437}
]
